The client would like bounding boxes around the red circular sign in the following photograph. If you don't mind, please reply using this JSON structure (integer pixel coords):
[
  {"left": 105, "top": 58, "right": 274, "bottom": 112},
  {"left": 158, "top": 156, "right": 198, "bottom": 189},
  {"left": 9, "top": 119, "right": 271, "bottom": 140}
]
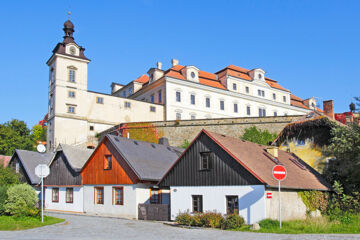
[{"left": 272, "top": 165, "right": 287, "bottom": 181}]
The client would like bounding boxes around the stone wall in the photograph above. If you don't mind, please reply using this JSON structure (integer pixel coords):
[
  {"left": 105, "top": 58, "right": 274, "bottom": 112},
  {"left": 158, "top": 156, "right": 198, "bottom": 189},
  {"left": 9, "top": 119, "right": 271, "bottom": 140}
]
[{"left": 100, "top": 115, "right": 301, "bottom": 147}]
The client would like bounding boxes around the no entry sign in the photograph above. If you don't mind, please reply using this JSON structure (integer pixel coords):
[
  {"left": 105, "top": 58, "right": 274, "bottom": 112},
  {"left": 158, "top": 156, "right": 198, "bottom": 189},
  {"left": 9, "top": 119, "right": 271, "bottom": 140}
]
[{"left": 272, "top": 165, "right": 287, "bottom": 181}]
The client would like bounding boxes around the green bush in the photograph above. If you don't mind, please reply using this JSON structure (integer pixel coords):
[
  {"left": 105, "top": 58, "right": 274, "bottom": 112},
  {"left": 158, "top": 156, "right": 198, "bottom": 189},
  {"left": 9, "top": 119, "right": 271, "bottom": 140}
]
[
  {"left": 0, "top": 165, "right": 20, "bottom": 186},
  {"left": 258, "top": 219, "right": 279, "bottom": 228},
  {"left": 222, "top": 212, "right": 245, "bottom": 229},
  {"left": 0, "top": 186, "right": 9, "bottom": 214},
  {"left": 4, "top": 184, "right": 39, "bottom": 216},
  {"left": 202, "top": 212, "right": 224, "bottom": 228},
  {"left": 175, "top": 211, "right": 192, "bottom": 226}
]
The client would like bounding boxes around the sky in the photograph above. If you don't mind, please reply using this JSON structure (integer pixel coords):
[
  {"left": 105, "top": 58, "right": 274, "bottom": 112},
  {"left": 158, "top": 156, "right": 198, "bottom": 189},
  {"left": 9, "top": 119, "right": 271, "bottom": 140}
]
[{"left": 0, "top": 0, "right": 359, "bottom": 128}]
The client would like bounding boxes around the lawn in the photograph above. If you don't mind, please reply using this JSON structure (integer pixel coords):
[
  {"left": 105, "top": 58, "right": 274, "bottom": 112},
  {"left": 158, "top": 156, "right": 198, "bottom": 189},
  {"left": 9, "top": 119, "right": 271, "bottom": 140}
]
[
  {"left": 235, "top": 215, "right": 360, "bottom": 234},
  {"left": 0, "top": 215, "right": 65, "bottom": 231}
]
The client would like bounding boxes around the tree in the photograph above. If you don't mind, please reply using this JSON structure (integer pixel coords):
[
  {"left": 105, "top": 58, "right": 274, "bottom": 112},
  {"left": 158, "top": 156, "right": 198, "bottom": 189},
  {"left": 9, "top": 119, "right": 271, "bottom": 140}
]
[
  {"left": 179, "top": 139, "right": 190, "bottom": 149},
  {"left": 323, "top": 123, "right": 360, "bottom": 194},
  {"left": 0, "top": 165, "right": 20, "bottom": 186},
  {"left": 0, "top": 119, "right": 35, "bottom": 156},
  {"left": 31, "top": 124, "right": 47, "bottom": 143},
  {"left": 240, "top": 126, "right": 277, "bottom": 145},
  {"left": 4, "top": 184, "right": 39, "bottom": 216}
]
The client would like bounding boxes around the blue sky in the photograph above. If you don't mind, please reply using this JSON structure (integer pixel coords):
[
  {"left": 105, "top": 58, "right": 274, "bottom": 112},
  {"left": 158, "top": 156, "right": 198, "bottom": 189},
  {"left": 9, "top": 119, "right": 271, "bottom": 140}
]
[{"left": 0, "top": 0, "right": 359, "bottom": 127}]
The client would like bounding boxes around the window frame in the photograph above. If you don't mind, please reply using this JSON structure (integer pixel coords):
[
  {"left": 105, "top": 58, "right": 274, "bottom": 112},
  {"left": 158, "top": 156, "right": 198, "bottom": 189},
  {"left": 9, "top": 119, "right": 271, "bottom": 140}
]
[
  {"left": 150, "top": 189, "right": 161, "bottom": 204},
  {"left": 68, "top": 91, "right": 76, "bottom": 98},
  {"left": 245, "top": 86, "right": 249, "bottom": 94},
  {"left": 246, "top": 106, "right": 251, "bottom": 116},
  {"left": 150, "top": 106, "right": 156, "bottom": 112},
  {"left": 66, "top": 188, "right": 74, "bottom": 203},
  {"left": 205, "top": 97, "right": 210, "bottom": 108},
  {"left": 192, "top": 195, "right": 203, "bottom": 213},
  {"left": 104, "top": 154, "right": 112, "bottom": 170},
  {"left": 273, "top": 93, "right": 276, "bottom": 100},
  {"left": 176, "top": 91, "right": 181, "bottom": 102},
  {"left": 234, "top": 103, "right": 238, "bottom": 113},
  {"left": 68, "top": 69, "right": 76, "bottom": 83},
  {"left": 150, "top": 94, "right": 155, "bottom": 103},
  {"left": 200, "top": 152, "right": 211, "bottom": 171},
  {"left": 124, "top": 101, "right": 131, "bottom": 109},
  {"left": 52, "top": 188, "right": 59, "bottom": 203},
  {"left": 220, "top": 100, "right": 225, "bottom": 111},
  {"left": 190, "top": 94, "right": 196, "bottom": 105},
  {"left": 67, "top": 105, "right": 75, "bottom": 114},
  {"left": 258, "top": 108, "right": 266, "bottom": 117},
  {"left": 283, "top": 96, "right": 287, "bottom": 103},
  {"left": 113, "top": 187, "right": 124, "bottom": 205},
  {"left": 95, "top": 187, "right": 104, "bottom": 205},
  {"left": 96, "top": 97, "right": 104, "bottom": 104},
  {"left": 158, "top": 90, "right": 162, "bottom": 103},
  {"left": 226, "top": 195, "right": 239, "bottom": 214}
]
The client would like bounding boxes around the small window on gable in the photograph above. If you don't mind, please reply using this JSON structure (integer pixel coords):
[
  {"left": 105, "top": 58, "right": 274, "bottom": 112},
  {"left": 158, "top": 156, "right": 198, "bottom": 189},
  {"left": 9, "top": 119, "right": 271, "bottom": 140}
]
[
  {"left": 15, "top": 162, "right": 19, "bottom": 173},
  {"left": 200, "top": 152, "right": 211, "bottom": 170},
  {"left": 104, "top": 155, "right": 112, "bottom": 170}
]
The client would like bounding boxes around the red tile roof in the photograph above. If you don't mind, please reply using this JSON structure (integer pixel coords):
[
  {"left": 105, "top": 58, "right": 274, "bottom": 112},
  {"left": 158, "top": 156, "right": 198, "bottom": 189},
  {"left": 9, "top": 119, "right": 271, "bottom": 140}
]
[
  {"left": 290, "top": 94, "right": 310, "bottom": 109},
  {"left": 134, "top": 74, "right": 149, "bottom": 84},
  {"left": 0, "top": 155, "right": 11, "bottom": 167}
]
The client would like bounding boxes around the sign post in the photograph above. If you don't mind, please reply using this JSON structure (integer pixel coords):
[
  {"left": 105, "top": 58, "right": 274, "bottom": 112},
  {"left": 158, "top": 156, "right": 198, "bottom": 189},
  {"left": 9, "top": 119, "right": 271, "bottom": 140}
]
[
  {"left": 272, "top": 165, "right": 287, "bottom": 229},
  {"left": 35, "top": 164, "right": 50, "bottom": 223}
]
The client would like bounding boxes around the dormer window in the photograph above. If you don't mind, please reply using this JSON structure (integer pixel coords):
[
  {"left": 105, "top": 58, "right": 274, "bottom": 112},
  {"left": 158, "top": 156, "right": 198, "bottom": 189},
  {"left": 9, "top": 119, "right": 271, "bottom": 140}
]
[
  {"left": 258, "top": 73, "right": 262, "bottom": 79},
  {"left": 191, "top": 72, "right": 196, "bottom": 78}
]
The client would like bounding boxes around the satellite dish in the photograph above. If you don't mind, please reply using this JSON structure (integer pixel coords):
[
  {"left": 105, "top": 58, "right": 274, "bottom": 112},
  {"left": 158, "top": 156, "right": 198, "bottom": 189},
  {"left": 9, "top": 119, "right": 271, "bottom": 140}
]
[{"left": 37, "top": 144, "right": 46, "bottom": 153}]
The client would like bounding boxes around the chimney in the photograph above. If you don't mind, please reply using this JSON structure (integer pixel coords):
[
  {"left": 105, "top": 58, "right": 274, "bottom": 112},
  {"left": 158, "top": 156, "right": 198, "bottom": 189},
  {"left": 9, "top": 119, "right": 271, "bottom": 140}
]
[
  {"left": 323, "top": 100, "right": 334, "bottom": 119},
  {"left": 172, "top": 59, "right": 179, "bottom": 67},
  {"left": 266, "top": 146, "right": 278, "bottom": 158},
  {"left": 158, "top": 137, "right": 169, "bottom": 146},
  {"left": 157, "top": 62, "right": 162, "bottom": 70}
]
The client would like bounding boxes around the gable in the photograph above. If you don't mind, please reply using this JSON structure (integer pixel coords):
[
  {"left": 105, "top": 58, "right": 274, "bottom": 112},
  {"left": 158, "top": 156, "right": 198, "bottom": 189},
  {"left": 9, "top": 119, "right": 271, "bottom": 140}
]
[
  {"left": 159, "top": 132, "right": 262, "bottom": 187},
  {"left": 81, "top": 138, "right": 138, "bottom": 185},
  {"left": 9, "top": 155, "right": 32, "bottom": 185}
]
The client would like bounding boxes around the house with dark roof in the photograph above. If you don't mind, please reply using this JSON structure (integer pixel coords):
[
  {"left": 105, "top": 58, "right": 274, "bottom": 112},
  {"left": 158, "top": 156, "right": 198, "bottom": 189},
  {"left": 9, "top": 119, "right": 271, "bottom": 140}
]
[
  {"left": 81, "top": 134, "right": 183, "bottom": 219},
  {"left": 158, "top": 129, "right": 330, "bottom": 224},
  {"left": 44, "top": 144, "right": 93, "bottom": 213}
]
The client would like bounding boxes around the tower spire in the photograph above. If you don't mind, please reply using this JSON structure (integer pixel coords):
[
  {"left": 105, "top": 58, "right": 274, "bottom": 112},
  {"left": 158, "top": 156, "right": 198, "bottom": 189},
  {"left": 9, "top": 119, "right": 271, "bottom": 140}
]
[{"left": 63, "top": 16, "right": 75, "bottom": 43}]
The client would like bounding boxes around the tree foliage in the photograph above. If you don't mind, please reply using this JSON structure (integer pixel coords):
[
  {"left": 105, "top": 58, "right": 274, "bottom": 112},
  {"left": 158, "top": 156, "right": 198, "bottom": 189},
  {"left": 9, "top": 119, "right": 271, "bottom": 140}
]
[
  {"left": 179, "top": 139, "right": 190, "bottom": 149},
  {"left": 240, "top": 126, "right": 277, "bottom": 145},
  {"left": 0, "top": 120, "right": 35, "bottom": 156},
  {"left": 0, "top": 165, "right": 20, "bottom": 186},
  {"left": 4, "top": 184, "right": 39, "bottom": 216},
  {"left": 31, "top": 124, "right": 47, "bottom": 143}
]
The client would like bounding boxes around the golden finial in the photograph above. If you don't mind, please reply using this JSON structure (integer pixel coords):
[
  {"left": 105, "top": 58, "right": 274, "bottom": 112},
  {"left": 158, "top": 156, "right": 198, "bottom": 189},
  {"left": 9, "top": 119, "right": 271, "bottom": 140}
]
[{"left": 68, "top": 11, "right": 71, "bottom": 20}]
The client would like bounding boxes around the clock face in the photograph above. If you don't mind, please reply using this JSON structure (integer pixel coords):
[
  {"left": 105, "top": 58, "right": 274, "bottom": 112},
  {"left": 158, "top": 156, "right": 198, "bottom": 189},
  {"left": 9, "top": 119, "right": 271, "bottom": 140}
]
[{"left": 70, "top": 46, "right": 76, "bottom": 55}]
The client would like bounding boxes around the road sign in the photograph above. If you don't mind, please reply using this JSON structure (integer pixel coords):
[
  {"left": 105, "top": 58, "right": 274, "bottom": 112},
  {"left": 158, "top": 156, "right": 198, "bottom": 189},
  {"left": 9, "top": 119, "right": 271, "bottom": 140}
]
[
  {"left": 37, "top": 144, "right": 46, "bottom": 153},
  {"left": 35, "top": 164, "right": 50, "bottom": 178},
  {"left": 272, "top": 165, "right": 287, "bottom": 181},
  {"left": 266, "top": 192, "right": 272, "bottom": 199}
]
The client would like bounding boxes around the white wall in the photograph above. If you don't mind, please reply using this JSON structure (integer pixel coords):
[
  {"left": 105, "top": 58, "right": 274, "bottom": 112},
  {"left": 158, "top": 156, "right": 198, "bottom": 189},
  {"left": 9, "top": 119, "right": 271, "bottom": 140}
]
[
  {"left": 170, "top": 185, "right": 266, "bottom": 224},
  {"left": 45, "top": 186, "right": 83, "bottom": 213}
]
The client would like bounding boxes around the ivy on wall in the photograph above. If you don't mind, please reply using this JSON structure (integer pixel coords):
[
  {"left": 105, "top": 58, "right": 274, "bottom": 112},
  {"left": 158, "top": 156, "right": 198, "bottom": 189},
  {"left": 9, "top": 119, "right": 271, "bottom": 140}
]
[
  {"left": 121, "top": 123, "right": 164, "bottom": 144},
  {"left": 298, "top": 191, "right": 329, "bottom": 213}
]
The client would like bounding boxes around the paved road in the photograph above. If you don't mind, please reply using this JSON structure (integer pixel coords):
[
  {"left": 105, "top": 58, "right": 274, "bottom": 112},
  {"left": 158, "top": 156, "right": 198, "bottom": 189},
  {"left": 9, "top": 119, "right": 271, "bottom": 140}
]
[{"left": 0, "top": 213, "right": 359, "bottom": 240}]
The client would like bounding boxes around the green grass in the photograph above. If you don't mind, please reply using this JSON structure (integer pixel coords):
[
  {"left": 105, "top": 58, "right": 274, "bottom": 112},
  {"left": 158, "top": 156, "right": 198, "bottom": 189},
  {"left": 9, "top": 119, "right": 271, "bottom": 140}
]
[
  {"left": 233, "top": 215, "right": 360, "bottom": 234},
  {"left": 0, "top": 215, "right": 64, "bottom": 231}
]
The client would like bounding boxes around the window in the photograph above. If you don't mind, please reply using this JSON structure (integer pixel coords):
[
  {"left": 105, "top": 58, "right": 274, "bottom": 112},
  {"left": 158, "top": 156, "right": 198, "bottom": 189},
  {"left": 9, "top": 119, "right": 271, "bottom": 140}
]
[
  {"left": 124, "top": 101, "right": 131, "bottom": 108},
  {"left": 176, "top": 112, "right": 181, "bottom": 120},
  {"left": 296, "top": 139, "right": 305, "bottom": 146},
  {"left": 15, "top": 162, "right": 19, "bottom": 173},
  {"left": 273, "top": 93, "right": 276, "bottom": 100},
  {"left": 96, "top": 97, "right": 104, "bottom": 104},
  {"left": 95, "top": 187, "right": 104, "bottom": 204},
  {"left": 247, "top": 106, "right": 251, "bottom": 116},
  {"left": 190, "top": 114, "right": 196, "bottom": 120},
  {"left": 234, "top": 103, "right": 238, "bottom": 113},
  {"left": 283, "top": 96, "right": 287, "bottom": 103},
  {"left": 68, "top": 91, "right": 75, "bottom": 98},
  {"left": 190, "top": 94, "right": 195, "bottom": 105},
  {"left": 192, "top": 195, "right": 203, "bottom": 213},
  {"left": 233, "top": 83, "right": 237, "bottom": 90},
  {"left": 150, "top": 106, "right": 156, "bottom": 112},
  {"left": 226, "top": 196, "right": 239, "bottom": 214},
  {"left": 176, "top": 91, "right": 181, "bottom": 102},
  {"left": 66, "top": 188, "right": 73, "bottom": 203},
  {"left": 122, "top": 91, "right": 126, "bottom": 97},
  {"left": 274, "top": 111, "right": 277, "bottom": 117},
  {"left": 89, "top": 126, "right": 94, "bottom": 131},
  {"left": 113, "top": 187, "right": 124, "bottom": 205},
  {"left": 205, "top": 97, "right": 210, "bottom": 108},
  {"left": 220, "top": 100, "right": 225, "bottom": 110},
  {"left": 128, "top": 87, "right": 132, "bottom": 95},
  {"left": 245, "top": 86, "right": 249, "bottom": 93},
  {"left": 200, "top": 152, "right": 211, "bottom": 170},
  {"left": 69, "top": 69, "right": 75, "bottom": 82},
  {"left": 52, "top": 188, "right": 59, "bottom": 202},
  {"left": 67, "top": 106, "right": 75, "bottom": 114},
  {"left": 150, "top": 94, "right": 155, "bottom": 103},
  {"left": 150, "top": 189, "right": 161, "bottom": 204},
  {"left": 258, "top": 90, "right": 265, "bottom": 97},
  {"left": 104, "top": 155, "right": 112, "bottom": 170},
  {"left": 158, "top": 90, "right": 162, "bottom": 103},
  {"left": 50, "top": 68, "right": 55, "bottom": 83},
  {"left": 259, "top": 108, "right": 266, "bottom": 117}
]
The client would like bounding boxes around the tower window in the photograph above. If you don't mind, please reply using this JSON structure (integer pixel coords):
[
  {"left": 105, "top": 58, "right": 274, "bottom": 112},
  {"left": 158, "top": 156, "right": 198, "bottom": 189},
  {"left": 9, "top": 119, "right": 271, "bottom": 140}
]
[
  {"left": 205, "top": 97, "right": 210, "bottom": 108},
  {"left": 67, "top": 106, "right": 75, "bottom": 114},
  {"left": 69, "top": 69, "right": 76, "bottom": 83},
  {"left": 124, "top": 102, "right": 131, "bottom": 108},
  {"left": 176, "top": 91, "right": 181, "bottom": 102},
  {"left": 96, "top": 97, "right": 104, "bottom": 104},
  {"left": 68, "top": 91, "right": 75, "bottom": 98}
]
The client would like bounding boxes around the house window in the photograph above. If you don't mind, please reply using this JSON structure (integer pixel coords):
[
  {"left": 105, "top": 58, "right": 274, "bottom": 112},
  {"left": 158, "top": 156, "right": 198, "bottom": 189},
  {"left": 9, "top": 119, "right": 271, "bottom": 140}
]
[
  {"left": 190, "top": 94, "right": 195, "bottom": 105},
  {"left": 150, "top": 94, "right": 155, "bottom": 103},
  {"left": 200, "top": 152, "right": 211, "bottom": 170},
  {"left": 104, "top": 155, "right": 112, "bottom": 170},
  {"left": 233, "top": 83, "right": 237, "bottom": 90},
  {"left": 192, "top": 195, "right": 203, "bottom": 213},
  {"left": 52, "top": 188, "right": 59, "bottom": 202},
  {"left": 226, "top": 196, "right": 239, "bottom": 214},
  {"left": 220, "top": 100, "right": 225, "bottom": 110},
  {"left": 66, "top": 188, "right": 74, "bottom": 203},
  {"left": 283, "top": 96, "right": 287, "bottom": 103},
  {"left": 122, "top": 91, "right": 126, "bottom": 97},
  {"left": 258, "top": 90, "right": 265, "bottom": 97},
  {"left": 158, "top": 90, "right": 162, "bottom": 103},
  {"left": 190, "top": 114, "right": 196, "bottom": 120},
  {"left": 245, "top": 86, "right": 249, "bottom": 93},
  {"left": 247, "top": 106, "right": 251, "bottom": 116},
  {"left": 89, "top": 126, "right": 94, "bottom": 131},
  {"left": 95, "top": 187, "right": 104, "bottom": 204},
  {"left": 15, "top": 162, "right": 19, "bottom": 173},
  {"left": 259, "top": 108, "right": 266, "bottom": 117},
  {"left": 69, "top": 69, "right": 75, "bottom": 82},
  {"left": 67, "top": 106, "right": 75, "bottom": 114},
  {"left": 68, "top": 91, "right": 75, "bottom": 98},
  {"left": 113, "top": 187, "right": 124, "bottom": 205},
  {"left": 150, "top": 189, "right": 161, "bottom": 204},
  {"left": 274, "top": 111, "right": 277, "bottom": 117},
  {"left": 176, "top": 91, "right": 181, "bottom": 102},
  {"left": 205, "top": 97, "right": 210, "bottom": 108},
  {"left": 273, "top": 93, "right": 276, "bottom": 100},
  {"left": 124, "top": 101, "right": 131, "bottom": 108},
  {"left": 176, "top": 112, "right": 181, "bottom": 120},
  {"left": 150, "top": 106, "right": 156, "bottom": 112},
  {"left": 96, "top": 97, "right": 104, "bottom": 104},
  {"left": 234, "top": 103, "right": 238, "bottom": 113},
  {"left": 128, "top": 87, "right": 132, "bottom": 95},
  {"left": 296, "top": 139, "right": 305, "bottom": 146}
]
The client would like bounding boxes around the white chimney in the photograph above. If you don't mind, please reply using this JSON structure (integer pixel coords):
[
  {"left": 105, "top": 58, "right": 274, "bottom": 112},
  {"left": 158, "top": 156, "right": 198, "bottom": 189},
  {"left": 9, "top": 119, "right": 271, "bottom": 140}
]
[
  {"left": 172, "top": 59, "right": 179, "bottom": 67},
  {"left": 157, "top": 62, "right": 162, "bottom": 70}
]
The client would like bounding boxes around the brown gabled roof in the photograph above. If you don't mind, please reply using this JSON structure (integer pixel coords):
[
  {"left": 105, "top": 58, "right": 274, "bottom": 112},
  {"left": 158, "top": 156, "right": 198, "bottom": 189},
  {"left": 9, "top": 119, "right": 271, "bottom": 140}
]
[{"left": 204, "top": 130, "right": 329, "bottom": 191}]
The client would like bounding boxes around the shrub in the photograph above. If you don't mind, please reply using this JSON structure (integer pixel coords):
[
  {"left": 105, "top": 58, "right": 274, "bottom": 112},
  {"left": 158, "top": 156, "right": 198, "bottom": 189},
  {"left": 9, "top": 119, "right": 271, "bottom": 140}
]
[
  {"left": 202, "top": 212, "right": 224, "bottom": 228},
  {"left": 4, "top": 184, "right": 39, "bottom": 216},
  {"left": 258, "top": 219, "right": 279, "bottom": 228},
  {"left": 0, "top": 165, "right": 20, "bottom": 186},
  {"left": 0, "top": 185, "right": 9, "bottom": 214},
  {"left": 221, "top": 212, "right": 245, "bottom": 229},
  {"left": 175, "top": 211, "right": 192, "bottom": 226}
]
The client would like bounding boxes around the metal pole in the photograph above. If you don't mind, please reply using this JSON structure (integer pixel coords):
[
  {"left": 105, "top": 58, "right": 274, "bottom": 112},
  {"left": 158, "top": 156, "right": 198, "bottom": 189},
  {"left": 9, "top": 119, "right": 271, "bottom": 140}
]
[
  {"left": 279, "top": 180, "right": 281, "bottom": 229},
  {"left": 41, "top": 176, "right": 44, "bottom": 223}
]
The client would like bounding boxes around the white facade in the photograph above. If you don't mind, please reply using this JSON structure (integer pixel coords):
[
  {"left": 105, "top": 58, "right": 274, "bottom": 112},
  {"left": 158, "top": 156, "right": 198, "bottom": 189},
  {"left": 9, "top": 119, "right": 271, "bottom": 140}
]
[
  {"left": 170, "top": 185, "right": 266, "bottom": 224},
  {"left": 45, "top": 186, "right": 83, "bottom": 213}
]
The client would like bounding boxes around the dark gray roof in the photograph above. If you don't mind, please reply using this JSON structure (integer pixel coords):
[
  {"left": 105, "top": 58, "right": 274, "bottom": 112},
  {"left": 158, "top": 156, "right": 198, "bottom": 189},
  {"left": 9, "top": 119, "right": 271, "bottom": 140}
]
[
  {"left": 14, "top": 150, "right": 54, "bottom": 185},
  {"left": 107, "top": 135, "right": 184, "bottom": 181},
  {"left": 56, "top": 144, "right": 93, "bottom": 172}
]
